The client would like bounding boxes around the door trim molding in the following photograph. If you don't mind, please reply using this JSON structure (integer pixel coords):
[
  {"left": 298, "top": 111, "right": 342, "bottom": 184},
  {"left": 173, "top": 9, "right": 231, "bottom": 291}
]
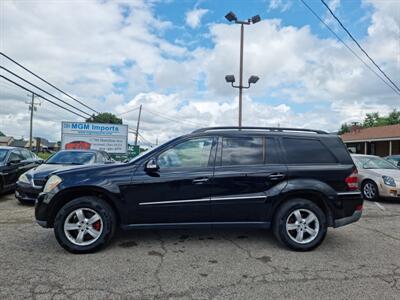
[
  {"left": 139, "top": 198, "right": 209, "bottom": 206},
  {"left": 138, "top": 195, "right": 267, "bottom": 206}
]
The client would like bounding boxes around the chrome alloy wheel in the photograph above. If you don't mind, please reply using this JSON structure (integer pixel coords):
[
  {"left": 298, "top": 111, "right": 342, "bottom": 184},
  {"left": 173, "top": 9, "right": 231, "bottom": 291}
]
[
  {"left": 63, "top": 208, "right": 103, "bottom": 246},
  {"left": 363, "top": 182, "right": 377, "bottom": 199},
  {"left": 286, "top": 209, "right": 320, "bottom": 244}
]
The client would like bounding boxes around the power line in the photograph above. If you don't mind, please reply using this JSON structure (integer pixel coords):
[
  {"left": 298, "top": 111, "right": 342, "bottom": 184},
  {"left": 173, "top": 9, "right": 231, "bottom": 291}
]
[
  {"left": 128, "top": 129, "right": 155, "bottom": 146},
  {"left": 320, "top": 0, "right": 400, "bottom": 93},
  {"left": 1, "top": 75, "right": 88, "bottom": 119},
  {"left": 299, "top": 0, "right": 400, "bottom": 97},
  {"left": 1, "top": 66, "right": 93, "bottom": 117},
  {"left": 0, "top": 52, "right": 99, "bottom": 114},
  {"left": 117, "top": 106, "right": 141, "bottom": 116},
  {"left": 142, "top": 107, "right": 208, "bottom": 127}
]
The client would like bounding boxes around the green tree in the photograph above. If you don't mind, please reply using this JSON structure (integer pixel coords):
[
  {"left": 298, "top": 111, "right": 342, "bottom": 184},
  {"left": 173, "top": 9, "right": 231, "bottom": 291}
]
[
  {"left": 338, "top": 123, "right": 350, "bottom": 135},
  {"left": 340, "top": 109, "right": 400, "bottom": 132},
  {"left": 0, "top": 130, "right": 4, "bottom": 136},
  {"left": 363, "top": 112, "right": 380, "bottom": 128},
  {"left": 86, "top": 113, "right": 122, "bottom": 124},
  {"left": 387, "top": 109, "right": 400, "bottom": 125}
]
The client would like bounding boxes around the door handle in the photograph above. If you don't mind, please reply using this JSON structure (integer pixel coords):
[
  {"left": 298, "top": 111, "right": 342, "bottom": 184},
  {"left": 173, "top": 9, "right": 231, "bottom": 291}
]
[
  {"left": 267, "top": 173, "right": 285, "bottom": 180},
  {"left": 192, "top": 177, "right": 209, "bottom": 184}
]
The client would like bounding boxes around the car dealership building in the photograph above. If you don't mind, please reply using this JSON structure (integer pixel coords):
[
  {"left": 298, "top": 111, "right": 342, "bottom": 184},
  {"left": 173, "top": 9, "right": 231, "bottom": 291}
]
[{"left": 341, "top": 124, "right": 400, "bottom": 156}]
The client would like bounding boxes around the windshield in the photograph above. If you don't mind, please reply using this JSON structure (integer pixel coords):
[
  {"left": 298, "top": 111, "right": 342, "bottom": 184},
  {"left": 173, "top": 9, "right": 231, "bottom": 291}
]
[
  {"left": 353, "top": 156, "right": 398, "bottom": 170},
  {"left": 0, "top": 149, "right": 8, "bottom": 162},
  {"left": 46, "top": 151, "right": 95, "bottom": 165}
]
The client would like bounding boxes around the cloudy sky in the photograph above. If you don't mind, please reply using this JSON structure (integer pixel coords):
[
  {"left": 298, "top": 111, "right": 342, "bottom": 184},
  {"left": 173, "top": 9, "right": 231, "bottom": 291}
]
[{"left": 0, "top": 0, "right": 399, "bottom": 145}]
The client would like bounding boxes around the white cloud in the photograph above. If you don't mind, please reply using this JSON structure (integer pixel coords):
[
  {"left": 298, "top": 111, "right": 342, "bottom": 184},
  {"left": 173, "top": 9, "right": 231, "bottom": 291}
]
[
  {"left": 0, "top": 0, "right": 399, "bottom": 146},
  {"left": 185, "top": 8, "right": 208, "bottom": 29},
  {"left": 268, "top": 0, "right": 292, "bottom": 12}
]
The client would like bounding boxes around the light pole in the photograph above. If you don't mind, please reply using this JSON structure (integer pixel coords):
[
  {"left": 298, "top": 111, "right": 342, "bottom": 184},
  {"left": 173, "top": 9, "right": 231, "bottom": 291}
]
[{"left": 225, "top": 11, "right": 261, "bottom": 127}]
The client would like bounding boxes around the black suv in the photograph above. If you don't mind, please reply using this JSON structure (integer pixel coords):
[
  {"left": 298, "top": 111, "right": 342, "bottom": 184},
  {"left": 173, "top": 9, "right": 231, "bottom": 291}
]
[{"left": 35, "top": 127, "right": 363, "bottom": 253}]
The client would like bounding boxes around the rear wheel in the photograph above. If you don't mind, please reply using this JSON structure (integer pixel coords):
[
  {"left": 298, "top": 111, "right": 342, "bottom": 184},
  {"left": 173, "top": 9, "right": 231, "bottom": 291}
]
[
  {"left": 273, "top": 198, "right": 327, "bottom": 251},
  {"left": 53, "top": 196, "right": 116, "bottom": 254},
  {"left": 362, "top": 180, "right": 379, "bottom": 201}
]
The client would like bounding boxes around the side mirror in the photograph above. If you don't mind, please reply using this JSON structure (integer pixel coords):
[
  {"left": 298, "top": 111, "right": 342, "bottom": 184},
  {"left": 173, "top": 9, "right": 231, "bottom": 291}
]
[
  {"left": 8, "top": 159, "right": 21, "bottom": 165},
  {"left": 145, "top": 159, "right": 159, "bottom": 172}
]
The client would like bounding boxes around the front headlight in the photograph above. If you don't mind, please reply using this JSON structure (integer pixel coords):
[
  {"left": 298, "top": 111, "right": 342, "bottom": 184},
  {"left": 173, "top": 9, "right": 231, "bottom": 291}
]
[
  {"left": 382, "top": 176, "right": 396, "bottom": 187},
  {"left": 43, "top": 175, "right": 62, "bottom": 193},
  {"left": 18, "top": 173, "right": 30, "bottom": 184}
]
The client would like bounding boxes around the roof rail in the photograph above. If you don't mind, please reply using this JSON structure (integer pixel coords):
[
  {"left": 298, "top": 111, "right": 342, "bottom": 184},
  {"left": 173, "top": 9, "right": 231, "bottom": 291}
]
[{"left": 192, "top": 126, "right": 328, "bottom": 134}]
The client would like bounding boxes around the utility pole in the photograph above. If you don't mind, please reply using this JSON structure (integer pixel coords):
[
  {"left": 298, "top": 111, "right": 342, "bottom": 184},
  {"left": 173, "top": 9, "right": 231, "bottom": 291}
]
[
  {"left": 26, "top": 93, "right": 40, "bottom": 151},
  {"left": 134, "top": 104, "right": 142, "bottom": 146}
]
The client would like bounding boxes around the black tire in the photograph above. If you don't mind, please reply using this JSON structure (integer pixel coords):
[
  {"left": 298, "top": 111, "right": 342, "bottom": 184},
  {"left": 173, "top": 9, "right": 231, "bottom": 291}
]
[
  {"left": 53, "top": 196, "right": 116, "bottom": 254},
  {"left": 361, "top": 180, "right": 379, "bottom": 201},
  {"left": 273, "top": 198, "right": 327, "bottom": 251}
]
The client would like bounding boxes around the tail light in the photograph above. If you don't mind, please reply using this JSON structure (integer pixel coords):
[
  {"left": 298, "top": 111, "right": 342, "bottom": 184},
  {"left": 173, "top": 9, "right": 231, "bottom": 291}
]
[
  {"left": 355, "top": 204, "right": 363, "bottom": 211},
  {"left": 345, "top": 169, "right": 358, "bottom": 191}
]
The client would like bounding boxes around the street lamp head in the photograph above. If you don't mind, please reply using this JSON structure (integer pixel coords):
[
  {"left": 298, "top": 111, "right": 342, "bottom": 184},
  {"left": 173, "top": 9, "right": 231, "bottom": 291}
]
[
  {"left": 225, "top": 11, "right": 237, "bottom": 22},
  {"left": 251, "top": 15, "right": 261, "bottom": 24},
  {"left": 225, "top": 75, "right": 236, "bottom": 83},
  {"left": 248, "top": 75, "right": 259, "bottom": 84}
]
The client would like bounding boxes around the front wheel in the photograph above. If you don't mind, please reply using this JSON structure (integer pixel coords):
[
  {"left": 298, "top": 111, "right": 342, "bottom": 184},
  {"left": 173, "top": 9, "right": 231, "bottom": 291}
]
[
  {"left": 53, "top": 196, "right": 116, "bottom": 254},
  {"left": 273, "top": 198, "right": 327, "bottom": 251},
  {"left": 361, "top": 180, "right": 379, "bottom": 201}
]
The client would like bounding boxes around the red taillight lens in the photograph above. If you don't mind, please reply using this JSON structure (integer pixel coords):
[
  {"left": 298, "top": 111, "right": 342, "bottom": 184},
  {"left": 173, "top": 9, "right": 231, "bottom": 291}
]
[
  {"left": 355, "top": 204, "right": 363, "bottom": 211},
  {"left": 345, "top": 169, "right": 359, "bottom": 191}
]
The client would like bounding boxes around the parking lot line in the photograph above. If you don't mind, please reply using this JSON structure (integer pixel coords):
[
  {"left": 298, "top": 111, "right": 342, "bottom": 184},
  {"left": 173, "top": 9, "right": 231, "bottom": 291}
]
[{"left": 374, "top": 202, "right": 385, "bottom": 211}]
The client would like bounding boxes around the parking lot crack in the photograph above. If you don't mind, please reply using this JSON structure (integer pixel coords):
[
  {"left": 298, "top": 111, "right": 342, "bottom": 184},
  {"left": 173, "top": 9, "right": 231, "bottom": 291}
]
[
  {"left": 153, "top": 231, "right": 167, "bottom": 296},
  {"left": 354, "top": 224, "right": 400, "bottom": 241}
]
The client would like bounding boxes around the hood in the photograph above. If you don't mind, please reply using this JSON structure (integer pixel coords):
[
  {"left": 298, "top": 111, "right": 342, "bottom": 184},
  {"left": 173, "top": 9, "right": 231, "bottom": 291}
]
[
  {"left": 53, "top": 161, "right": 124, "bottom": 177},
  {"left": 363, "top": 168, "right": 400, "bottom": 180},
  {"left": 27, "top": 163, "right": 85, "bottom": 180}
]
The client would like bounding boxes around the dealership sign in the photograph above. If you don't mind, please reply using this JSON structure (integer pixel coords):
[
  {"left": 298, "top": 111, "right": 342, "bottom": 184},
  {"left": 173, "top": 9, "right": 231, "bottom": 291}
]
[{"left": 61, "top": 121, "right": 128, "bottom": 153}]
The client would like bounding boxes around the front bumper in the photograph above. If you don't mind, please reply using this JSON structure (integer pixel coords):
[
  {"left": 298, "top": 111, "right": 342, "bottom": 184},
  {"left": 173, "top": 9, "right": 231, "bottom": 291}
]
[
  {"left": 15, "top": 181, "right": 42, "bottom": 202},
  {"left": 378, "top": 181, "right": 400, "bottom": 199},
  {"left": 35, "top": 192, "right": 51, "bottom": 228}
]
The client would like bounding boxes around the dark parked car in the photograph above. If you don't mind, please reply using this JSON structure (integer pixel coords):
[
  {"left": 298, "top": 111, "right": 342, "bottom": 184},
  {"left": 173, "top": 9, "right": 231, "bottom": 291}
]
[
  {"left": 0, "top": 147, "right": 43, "bottom": 194},
  {"left": 16, "top": 150, "right": 114, "bottom": 204},
  {"left": 35, "top": 127, "right": 363, "bottom": 254},
  {"left": 385, "top": 155, "right": 400, "bottom": 168}
]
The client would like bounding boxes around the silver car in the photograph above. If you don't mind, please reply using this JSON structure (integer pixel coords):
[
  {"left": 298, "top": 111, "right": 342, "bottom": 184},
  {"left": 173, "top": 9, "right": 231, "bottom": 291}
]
[{"left": 351, "top": 154, "right": 400, "bottom": 201}]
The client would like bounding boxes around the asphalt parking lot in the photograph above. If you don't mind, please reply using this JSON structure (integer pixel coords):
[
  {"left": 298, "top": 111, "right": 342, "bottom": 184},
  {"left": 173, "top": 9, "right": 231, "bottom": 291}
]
[{"left": 0, "top": 193, "right": 399, "bottom": 300}]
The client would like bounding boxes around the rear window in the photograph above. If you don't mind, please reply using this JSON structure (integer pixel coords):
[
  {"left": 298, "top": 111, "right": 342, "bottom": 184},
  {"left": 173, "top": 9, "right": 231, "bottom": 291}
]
[
  {"left": 220, "top": 136, "right": 278, "bottom": 166},
  {"left": 282, "top": 138, "right": 336, "bottom": 164}
]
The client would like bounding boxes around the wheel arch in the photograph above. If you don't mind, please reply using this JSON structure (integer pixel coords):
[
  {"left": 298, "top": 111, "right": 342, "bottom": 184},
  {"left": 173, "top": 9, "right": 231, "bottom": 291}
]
[
  {"left": 46, "top": 186, "right": 121, "bottom": 228},
  {"left": 270, "top": 190, "right": 334, "bottom": 227}
]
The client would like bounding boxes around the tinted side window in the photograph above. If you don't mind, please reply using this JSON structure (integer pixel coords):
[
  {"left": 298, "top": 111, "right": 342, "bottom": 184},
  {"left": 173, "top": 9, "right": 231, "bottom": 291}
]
[
  {"left": 9, "top": 150, "right": 24, "bottom": 161},
  {"left": 103, "top": 152, "right": 111, "bottom": 161},
  {"left": 282, "top": 138, "right": 336, "bottom": 164},
  {"left": 158, "top": 137, "right": 214, "bottom": 169},
  {"left": 21, "top": 149, "right": 32, "bottom": 160},
  {"left": 96, "top": 153, "right": 105, "bottom": 163},
  {"left": 221, "top": 137, "right": 264, "bottom": 166}
]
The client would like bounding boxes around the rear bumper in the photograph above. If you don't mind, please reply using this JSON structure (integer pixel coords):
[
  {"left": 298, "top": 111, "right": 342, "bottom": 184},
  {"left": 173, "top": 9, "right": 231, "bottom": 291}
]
[
  {"left": 333, "top": 210, "right": 362, "bottom": 228},
  {"left": 333, "top": 191, "right": 363, "bottom": 228}
]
